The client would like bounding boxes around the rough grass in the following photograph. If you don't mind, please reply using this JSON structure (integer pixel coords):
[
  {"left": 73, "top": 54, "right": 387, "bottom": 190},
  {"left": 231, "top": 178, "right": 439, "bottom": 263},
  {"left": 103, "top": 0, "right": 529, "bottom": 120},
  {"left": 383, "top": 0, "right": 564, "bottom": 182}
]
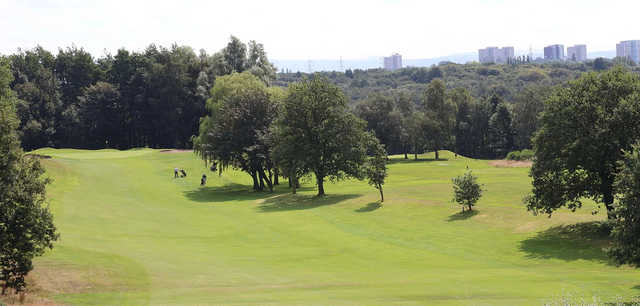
[{"left": 4, "top": 149, "right": 640, "bottom": 305}]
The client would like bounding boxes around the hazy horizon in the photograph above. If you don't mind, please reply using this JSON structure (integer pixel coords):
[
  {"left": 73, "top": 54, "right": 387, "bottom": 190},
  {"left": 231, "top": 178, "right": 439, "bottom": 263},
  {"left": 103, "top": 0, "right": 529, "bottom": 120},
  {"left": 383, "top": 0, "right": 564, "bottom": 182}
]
[{"left": 2, "top": 0, "right": 639, "bottom": 62}]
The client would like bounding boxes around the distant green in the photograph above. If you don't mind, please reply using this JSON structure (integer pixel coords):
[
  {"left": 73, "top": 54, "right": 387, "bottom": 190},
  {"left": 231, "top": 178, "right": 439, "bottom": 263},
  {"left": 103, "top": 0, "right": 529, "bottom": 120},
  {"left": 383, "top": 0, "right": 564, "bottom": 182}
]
[{"left": 27, "top": 149, "right": 640, "bottom": 305}]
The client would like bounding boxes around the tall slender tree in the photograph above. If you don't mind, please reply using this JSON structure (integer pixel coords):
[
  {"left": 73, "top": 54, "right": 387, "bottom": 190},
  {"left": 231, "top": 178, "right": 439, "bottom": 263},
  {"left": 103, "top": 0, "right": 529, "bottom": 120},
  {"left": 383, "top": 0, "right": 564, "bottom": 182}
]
[{"left": 423, "top": 79, "right": 454, "bottom": 160}]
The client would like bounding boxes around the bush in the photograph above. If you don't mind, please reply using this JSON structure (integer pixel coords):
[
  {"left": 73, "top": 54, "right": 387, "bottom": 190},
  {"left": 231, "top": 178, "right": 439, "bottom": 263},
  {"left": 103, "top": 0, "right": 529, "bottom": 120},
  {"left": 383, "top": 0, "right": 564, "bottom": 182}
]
[
  {"left": 506, "top": 149, "right": 534, "bottom": 161},
  {"left": 452, "top": 171, "right": 483, "bottom": 212}
]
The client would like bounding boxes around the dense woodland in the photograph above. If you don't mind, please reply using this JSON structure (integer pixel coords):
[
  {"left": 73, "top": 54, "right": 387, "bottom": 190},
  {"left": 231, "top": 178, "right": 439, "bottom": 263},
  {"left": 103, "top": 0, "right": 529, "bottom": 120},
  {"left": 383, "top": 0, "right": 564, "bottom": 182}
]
[
  {"left": 3, "top": 37, "right": 275, "bottom": 150},
  {"left": 2, "top": 38, "right": 638, "bottom": 159},
  {"left": 277, "top": 58, "right": 640, "bottom": 158}
]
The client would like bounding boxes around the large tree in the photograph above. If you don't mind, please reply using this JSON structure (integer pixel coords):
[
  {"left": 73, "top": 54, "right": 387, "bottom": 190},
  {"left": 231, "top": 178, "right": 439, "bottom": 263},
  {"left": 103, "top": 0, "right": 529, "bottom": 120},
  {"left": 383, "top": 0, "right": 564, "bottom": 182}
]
[
  {"left": 355, "top": 93, "right": 402, "bottom": 154},
  {"left": 488, "top": 102, "right": 514, "bottom": 158},
  {"left": 78, "top": 82, "right": 124, "bottom": 148},
  {"left": 526, "top": 67, "right": 640, "bottom": 218},
  {"left": 451, "top": 88, "right": 475, "bottom": 157},
  {"left": 609, "top": 143, "right": 640, "bottom": 266},
  {"left": 0, "top": 58, "right": 57, "bottom": 295},
  {"left": 54, "top": 46, "right": 101, "bottom": 147},
  {"left": 275, "top": 76, "right": 369, "bottom": 196},
  {"left": 193, "top": 72, "right": 278, "bottom": 191},
  {"left": 512, "top": 85, "right": 547, "bottom": 149},
  {"left": 9, "top": 47, "right": 62, "bottom": 150},
  {"left": 423, "top": 79, "right": 454, "bottom": 160}
]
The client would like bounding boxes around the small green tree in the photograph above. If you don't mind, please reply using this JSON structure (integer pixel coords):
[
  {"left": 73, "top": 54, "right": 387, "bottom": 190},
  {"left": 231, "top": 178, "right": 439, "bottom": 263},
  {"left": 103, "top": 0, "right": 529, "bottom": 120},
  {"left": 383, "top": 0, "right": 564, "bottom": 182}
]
[
  {"left": 364, "top": 135, "right": 388, "bottom": 202},
  {"left": 609, "top": 143, "right": 640, "bottom": 266},
  {"left": 452, "top": 171, "right": 483, "bottom": 212}
]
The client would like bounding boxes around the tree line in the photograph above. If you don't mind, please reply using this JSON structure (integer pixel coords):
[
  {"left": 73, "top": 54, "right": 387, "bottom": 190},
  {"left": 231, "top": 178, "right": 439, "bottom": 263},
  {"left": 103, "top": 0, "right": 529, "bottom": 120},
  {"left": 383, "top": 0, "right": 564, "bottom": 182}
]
[
  {"left": 352, "top": 80, "right": 547, "bottom": 159},
  {"left": 4, "top": 40, "right": 635, "bottom": 158},
  {"left": 193, "top": 73, "right": 388, "bottom": 198},
  {"left": 3, "top": 36, "right": 276, "bottom": 150}
]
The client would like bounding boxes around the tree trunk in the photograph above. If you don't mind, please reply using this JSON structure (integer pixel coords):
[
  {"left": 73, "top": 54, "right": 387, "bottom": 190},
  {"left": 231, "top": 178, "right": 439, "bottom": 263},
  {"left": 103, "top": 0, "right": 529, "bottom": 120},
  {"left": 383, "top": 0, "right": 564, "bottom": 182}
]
[
  {"left": 258, "top": 169, "right": 273, "bottom": 192},
  {"left": 288, "top": 176, "right": 292, "bottom": 188},
  {"left": 435, "top": 150, "right": 439, "bottom": 160},
  {"left": 600, "top": 172, "right": 615, "bottom": 219},
  {"left": 316, "top": 175, "right": 325, "bottom": 196},
  {"left": 259, "top": 174, "right": 265, "bottom": 191},
  {"left": 404, "top": 152, "right": 408, "bottom": 159},
  {"left": 292, "top": 175, "right": 297, "bottom": 194},
  {"left": 379, "top": 185, "right": 384, "bottom": 203},
  {"left": 604, "top": 190, "right": 615, "bottom": 219},
  {"left": 251, "top": 171, "right": 259, "bottom": 191},
  {"left": 468, "top": 204, "right": 472, "bottom": 211},
  {"left": 414, "top": 153, "right": 418, "bottom": 160},
  {"left": 274, "top": 168, "right": 279, "bottom": 185}
]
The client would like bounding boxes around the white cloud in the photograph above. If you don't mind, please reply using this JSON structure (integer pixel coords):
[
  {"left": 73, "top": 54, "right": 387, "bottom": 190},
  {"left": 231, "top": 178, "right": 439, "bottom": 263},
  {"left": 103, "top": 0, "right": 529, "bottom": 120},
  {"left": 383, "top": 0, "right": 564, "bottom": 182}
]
[{"left": 1, "top": 0, "right": 639, "bottom": 60}]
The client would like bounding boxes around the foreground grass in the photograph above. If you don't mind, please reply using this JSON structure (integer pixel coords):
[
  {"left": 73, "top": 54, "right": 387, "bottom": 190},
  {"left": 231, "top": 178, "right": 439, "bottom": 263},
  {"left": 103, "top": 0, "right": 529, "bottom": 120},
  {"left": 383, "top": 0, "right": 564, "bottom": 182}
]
[{"left": 8, "top": 149, "right": 640, "bottom": 305}]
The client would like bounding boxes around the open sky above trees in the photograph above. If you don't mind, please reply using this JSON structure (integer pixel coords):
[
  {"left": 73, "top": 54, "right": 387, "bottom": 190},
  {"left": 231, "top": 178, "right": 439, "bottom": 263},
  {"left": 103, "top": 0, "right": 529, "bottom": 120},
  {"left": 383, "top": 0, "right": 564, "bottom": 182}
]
[{"left": 2, "top": 0, "right": 640, "bottom": 60}]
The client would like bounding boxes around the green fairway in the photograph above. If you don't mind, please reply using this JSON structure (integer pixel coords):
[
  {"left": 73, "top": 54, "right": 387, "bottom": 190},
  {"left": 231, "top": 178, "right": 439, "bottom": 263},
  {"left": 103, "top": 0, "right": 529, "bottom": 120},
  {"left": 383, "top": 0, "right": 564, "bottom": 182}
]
[{"left": 22, "top": 149, "right": 640, "bottom": 305}]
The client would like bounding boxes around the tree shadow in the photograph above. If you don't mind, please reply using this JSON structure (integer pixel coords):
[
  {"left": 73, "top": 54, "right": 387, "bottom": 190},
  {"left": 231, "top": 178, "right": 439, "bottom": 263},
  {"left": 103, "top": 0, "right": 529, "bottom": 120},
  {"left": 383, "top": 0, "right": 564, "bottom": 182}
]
[
  {"left": 518, "top": 221, "right": 613, "bottom": 264},
  {"left": 257, "top": 193, "right": 360, "bottom": 213},
  {"left": 447, "top": 209, "right": 478, "bottom": 221},
  {"left": 183, "top": 183, "right": 313, "bottom": 203},
  {"left": 354, "top": 202, "right": 382, "bottom": 213},
  {"left": 388, "top": 158, "right": 449, "bottom": 165}
]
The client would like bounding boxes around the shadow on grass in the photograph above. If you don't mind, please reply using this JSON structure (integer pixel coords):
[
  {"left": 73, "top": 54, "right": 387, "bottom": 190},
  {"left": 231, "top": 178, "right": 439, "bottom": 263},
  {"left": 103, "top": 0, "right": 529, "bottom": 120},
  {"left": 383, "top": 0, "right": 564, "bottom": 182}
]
[
  {"left": 257, "top": 193, "right": 360, "bottom": 213},
  {"left": 355, "top": 202, "right": 382, "bottom": 213},
  {"left": 183, "top": 183, "right": 313, "bottom": 203},
  {"left": 519, "top": 221, "right": 613, "bottom": 264},
  {"left": 447, "top": 209, "right": 478, "bottom": 221},
  {"left": 388, "top": 158, "right": 449, "bottom": 164}
]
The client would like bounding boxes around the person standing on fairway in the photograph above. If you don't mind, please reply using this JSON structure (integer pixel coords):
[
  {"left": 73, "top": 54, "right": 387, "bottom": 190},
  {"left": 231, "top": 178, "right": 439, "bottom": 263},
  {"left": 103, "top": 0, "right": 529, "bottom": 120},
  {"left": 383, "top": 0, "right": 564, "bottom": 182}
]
[
  {"left": 174, "top": 168, "right": 179, "bottom": 178},
  {"left": 201, "top": 174, "right": 207, "bottom": 186}
]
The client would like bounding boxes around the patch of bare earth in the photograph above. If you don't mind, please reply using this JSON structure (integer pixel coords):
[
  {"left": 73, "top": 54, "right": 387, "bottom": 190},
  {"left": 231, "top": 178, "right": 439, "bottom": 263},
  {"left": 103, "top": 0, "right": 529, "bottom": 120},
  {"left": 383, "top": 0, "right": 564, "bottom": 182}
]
[
  {"left": 0, "top": 263, "right": 117, "bottom": 306},
  {"left": 159, "top": 149, "right": 193, "bottom": 154},
  {"left": 488, "top": 160, "right": 532, "bottom": 168},
  {"left": 24, "top": 154, "right": 52, "bottom": 159}
]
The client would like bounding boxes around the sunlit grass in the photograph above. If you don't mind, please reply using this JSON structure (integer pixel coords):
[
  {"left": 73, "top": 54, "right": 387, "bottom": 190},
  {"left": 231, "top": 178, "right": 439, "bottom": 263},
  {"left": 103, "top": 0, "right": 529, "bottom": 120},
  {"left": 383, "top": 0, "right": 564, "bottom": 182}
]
[{"left": 18, "top": 149, "right": 640, "bottom": 305}]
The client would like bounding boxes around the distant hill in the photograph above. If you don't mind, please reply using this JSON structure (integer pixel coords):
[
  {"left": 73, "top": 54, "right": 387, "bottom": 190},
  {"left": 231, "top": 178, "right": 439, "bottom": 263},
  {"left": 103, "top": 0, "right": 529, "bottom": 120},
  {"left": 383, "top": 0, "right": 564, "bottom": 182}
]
[{"left": 272, "top": 50, "right": 617, "bottom": 72}]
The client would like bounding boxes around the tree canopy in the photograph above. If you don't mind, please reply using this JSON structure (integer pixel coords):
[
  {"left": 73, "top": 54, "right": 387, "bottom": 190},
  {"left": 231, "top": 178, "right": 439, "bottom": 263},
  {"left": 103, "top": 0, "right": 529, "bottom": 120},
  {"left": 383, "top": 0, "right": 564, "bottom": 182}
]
[
  {"left": 0, "top": 58, "right": 57, "bottom": 295},
  {"left": 193, "top": 72, "right": 278, "bottom": 191},
  {"left": 526, "top": 67, "right": 640, "bottom": 218},
  {"left": 274, "top": 76, "right": 369, "bottom": 196},
  {"left": 609, "top": 143, "right": 640, "bottom": 266}
]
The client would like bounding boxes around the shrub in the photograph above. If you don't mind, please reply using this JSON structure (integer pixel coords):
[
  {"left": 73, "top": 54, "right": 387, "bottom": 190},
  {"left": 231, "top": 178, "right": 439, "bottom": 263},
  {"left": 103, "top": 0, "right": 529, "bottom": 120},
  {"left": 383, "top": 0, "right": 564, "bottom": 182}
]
[
  {"left": 506, "top": 149, "right": 534, "bottom": 161},
  {"left": 452, "top": 171, "right": 484, "bottom": 212}
]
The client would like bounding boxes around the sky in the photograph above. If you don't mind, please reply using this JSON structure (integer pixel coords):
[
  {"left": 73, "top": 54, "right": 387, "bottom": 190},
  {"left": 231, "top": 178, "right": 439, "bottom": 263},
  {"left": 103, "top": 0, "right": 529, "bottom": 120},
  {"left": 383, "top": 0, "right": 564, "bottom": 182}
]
[{"left": 1, "top": 0, "right": 639, "bottom": 60}]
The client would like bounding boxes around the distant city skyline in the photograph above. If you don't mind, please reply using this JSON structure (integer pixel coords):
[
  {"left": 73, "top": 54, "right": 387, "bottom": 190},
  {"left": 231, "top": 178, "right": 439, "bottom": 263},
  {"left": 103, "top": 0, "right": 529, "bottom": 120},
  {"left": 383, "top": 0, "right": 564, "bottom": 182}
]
[{"left": 2, "top": 0, "right": 640, "bottom": 61}]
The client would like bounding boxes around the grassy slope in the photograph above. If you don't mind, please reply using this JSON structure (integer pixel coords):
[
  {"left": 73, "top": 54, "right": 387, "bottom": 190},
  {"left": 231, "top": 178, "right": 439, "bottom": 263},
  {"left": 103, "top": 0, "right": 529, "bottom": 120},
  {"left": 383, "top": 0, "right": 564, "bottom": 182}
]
[{"left": 19, "top": 149, "right": 640, "bottom": 305}]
